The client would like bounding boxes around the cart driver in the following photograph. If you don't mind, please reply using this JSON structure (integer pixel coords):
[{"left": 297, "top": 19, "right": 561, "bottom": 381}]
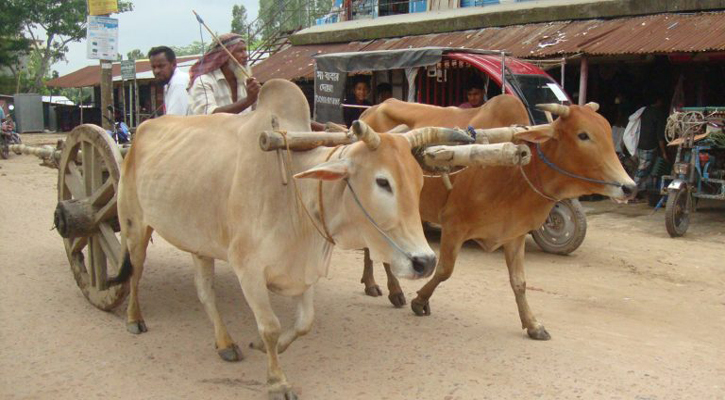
[{"left": 188, "top": 33, "right": 261, "bottom": 115}]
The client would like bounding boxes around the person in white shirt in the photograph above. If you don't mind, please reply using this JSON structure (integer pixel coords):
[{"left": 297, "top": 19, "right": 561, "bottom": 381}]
[
  {"left": 148, "top": 46, "right": 189, "bottom": 116},
  {"left": 188, "top": 33, "right": 260, "bottom": 115}
]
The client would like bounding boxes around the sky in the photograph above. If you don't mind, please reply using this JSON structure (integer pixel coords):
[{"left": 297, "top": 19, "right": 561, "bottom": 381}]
[{"left": 52, "top": 0, "right": 259, "bottom": 76}]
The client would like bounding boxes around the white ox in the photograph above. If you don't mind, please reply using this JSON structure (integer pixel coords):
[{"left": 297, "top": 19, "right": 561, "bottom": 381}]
[{"left": 111, "top": 79, "right": 473, "bottom": 399}]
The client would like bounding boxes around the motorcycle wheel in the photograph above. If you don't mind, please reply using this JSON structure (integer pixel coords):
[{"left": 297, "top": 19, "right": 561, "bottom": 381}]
[
  {"left": 665, "top": 188, "right": 690, "bottom": 237},
  {"left": 531, "top": 199, "right": 587, "bottom": 255}
]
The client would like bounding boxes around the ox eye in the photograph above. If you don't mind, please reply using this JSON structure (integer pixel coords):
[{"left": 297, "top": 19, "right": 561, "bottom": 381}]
[
  {"left": 578, "top": 132, "right": 590, "bottom": 141},
  {"left": 376, "top": 177, "right": 392, "bottom": 193}
]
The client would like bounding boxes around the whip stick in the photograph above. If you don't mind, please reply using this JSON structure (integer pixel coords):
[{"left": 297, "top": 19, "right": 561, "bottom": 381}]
[{"left": 192, "top": 10, "right": 252, "bottom": 80}]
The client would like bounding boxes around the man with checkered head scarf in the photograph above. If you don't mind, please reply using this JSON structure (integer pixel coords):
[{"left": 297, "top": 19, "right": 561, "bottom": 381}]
[{"left": 188, "top": 33, "right": 261, "bottom": 115}]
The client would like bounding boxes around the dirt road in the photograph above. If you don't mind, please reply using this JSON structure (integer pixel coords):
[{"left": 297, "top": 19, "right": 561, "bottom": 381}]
[{"left": 1, "top": 134, "right": 724, "bottom": 399}]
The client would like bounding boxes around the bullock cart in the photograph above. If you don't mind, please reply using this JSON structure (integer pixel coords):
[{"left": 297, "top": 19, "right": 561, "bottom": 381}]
[
  {"left": 661, "top": 107, "right": 725, "bottom": 237},
  {"left": 9, "top": 121, "right": 526, "bottom": 311},
  {"left": 313, "top": 47, "right": 587, "bottom": 254}
]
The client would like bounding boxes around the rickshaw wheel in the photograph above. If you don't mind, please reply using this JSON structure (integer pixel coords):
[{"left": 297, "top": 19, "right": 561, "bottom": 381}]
[
  {"left": 665, "top": 188, "right": 690, "bottom": 237},
  {"left": 531, "top": 199, "right": 587, "bottom": 255},
  {"left": 57, "top": 124, "right": 129, "bottom": 310}
]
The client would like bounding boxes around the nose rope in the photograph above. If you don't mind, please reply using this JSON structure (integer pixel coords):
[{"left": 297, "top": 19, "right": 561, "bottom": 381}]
[
  {"left": 535, "top": 143, "right": 624, "bottom": 188},
  {"left": 344, "top": 179, "right": 415, "bottom": 262}
]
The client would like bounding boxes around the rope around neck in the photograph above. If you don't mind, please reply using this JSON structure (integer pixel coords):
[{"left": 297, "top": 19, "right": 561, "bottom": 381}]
[{"left": 535, "top": 143, "right": 624, "bottom": 188}]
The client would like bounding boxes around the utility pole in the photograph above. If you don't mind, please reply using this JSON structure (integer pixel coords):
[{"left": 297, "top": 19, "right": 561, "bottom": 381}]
[{"left": 100, "top": 56, "right": 113, "bottom": 130}]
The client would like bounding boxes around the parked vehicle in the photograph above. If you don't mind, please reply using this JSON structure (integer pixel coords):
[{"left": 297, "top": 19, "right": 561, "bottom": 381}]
[
  {"left": 313, "top": 47, "right": 586, "bottom": 254},
  {"left": 660, "top": 108, "right": 725, "bottom": 237},
  {"left": 1, "top": 116, "right": 22, "bottom": 159}
]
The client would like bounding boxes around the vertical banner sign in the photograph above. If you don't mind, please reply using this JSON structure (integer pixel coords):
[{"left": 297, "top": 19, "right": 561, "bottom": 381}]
[
  {"left": 120, "top": 60, "right": 136, "bottom": 80},
  {"left": 313, "top": 58, "right": 347, "bottom": 125},
  {"left": 87, "top": 0, "right": 119, "bottom": 16},
  {"left": 87, "top": 16, "right": 119, "bottom": 60}
]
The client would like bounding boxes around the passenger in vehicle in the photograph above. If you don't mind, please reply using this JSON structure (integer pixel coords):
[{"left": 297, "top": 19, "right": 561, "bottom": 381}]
[
  {"left": 343, "top": 77, "right": 372, "bottom": 127},
  {"left": 459, "top": 75, "right": 486, "bottom": 109}
]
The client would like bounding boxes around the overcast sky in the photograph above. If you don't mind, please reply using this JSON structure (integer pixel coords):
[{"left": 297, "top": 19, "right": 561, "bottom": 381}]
[{"left": 52, "top": 0, "right": 259, "bottom": 76}]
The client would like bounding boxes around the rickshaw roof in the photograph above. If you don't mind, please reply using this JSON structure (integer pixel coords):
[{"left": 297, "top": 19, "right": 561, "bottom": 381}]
[
  {"left": 313, "top": 47, "right": 550, "bottom": 84},
  {"left": 313, "top": 47, "right": 508, "bottom": 73}
]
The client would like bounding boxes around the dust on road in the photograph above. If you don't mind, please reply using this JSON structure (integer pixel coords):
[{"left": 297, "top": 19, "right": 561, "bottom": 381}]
[{"left": 1, "top": 134, "right": 724, "bottom": 399}]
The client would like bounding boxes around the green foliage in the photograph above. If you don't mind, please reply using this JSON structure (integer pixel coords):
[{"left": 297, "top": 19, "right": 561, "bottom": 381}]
[
  {"left": 231, "top": 5, "right": 251, "bottom": 38},
  {"left": 4, "top": 0, "right": 133, "bottom": 93},
  {"left": 170, "top": 41, "right": 206, "bottom": 57},
  {"left": 127, "top": 49, "right": 144, "bottom": 60},
  {"left": 256, "top": 0, "right": 333, "bottom": 42}
]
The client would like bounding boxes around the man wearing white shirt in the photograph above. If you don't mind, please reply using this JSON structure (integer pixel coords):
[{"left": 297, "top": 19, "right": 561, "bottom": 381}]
[
  {"left": 148, "top": 46, "right": 189, "bottom": 116},
  {"left": 188, "top": 33, "right": 260, "bottom": 115}
]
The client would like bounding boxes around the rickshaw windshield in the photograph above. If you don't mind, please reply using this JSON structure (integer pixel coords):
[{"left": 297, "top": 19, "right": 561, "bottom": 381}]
[{"left": 514, "top": 74, "right": 570, "bottom": 124}]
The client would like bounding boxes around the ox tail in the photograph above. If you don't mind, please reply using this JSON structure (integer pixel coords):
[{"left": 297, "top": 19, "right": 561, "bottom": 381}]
[{"left": 108, "top": 251, "right": 133, "bottom": 286}]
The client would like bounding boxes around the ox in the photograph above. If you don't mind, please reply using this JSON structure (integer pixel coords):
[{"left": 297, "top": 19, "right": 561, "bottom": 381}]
[
  {"left": 112, "top": 79, "right": 471, "bottom": 399},
  {"left": 358, "top": 95, "right": 636, "bottom": 340}
]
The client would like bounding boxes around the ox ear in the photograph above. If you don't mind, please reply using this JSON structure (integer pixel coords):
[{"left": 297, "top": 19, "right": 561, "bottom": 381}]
[
  {"left": 514, "top": 125, "right": 556, "bottom": 143},
  {"left": 294, "top": 159, "right": 350, "bottom": 181}
]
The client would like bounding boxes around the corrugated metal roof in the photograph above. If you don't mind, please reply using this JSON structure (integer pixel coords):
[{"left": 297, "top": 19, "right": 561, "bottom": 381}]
[
  {"left": 255, "top": 11, "right": 725, "bottom": 82},
  {"left": 46, "top": 55, "right": 201, "bottom": 88}
]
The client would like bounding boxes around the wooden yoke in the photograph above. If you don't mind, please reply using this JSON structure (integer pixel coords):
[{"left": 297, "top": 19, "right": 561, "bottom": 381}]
[
  {"left": 259, "top": 130, "right": 356, "bottom": 151},
  {"left": 423, "top": 143, "right": 532, "bottom": 168}
]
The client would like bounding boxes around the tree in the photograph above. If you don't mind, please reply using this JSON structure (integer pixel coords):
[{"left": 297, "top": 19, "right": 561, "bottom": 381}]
[
  {"left": 7, "top": 0, "right": 133, "bottom": 93},
  {"left": 170, "top": 41, "right": 206, "bottom": 57},
  {"left": 231, "top": 4, "right": 251, "bottom": 39},
  {"left": 127, "top": 49, "right": 144, "bottom": 60}
]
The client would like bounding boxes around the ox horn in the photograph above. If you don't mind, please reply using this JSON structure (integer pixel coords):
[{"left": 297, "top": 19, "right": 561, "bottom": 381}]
[
  {"left": 404, "top": 127, "right": 474, "bottom": 148},
  {"left": 352, "top": 120, "right": 380, "bottom": 150},
  {"left": 585, "top": 102, "right": 600, "bottom": 112},
  {"left": 536, "top": 103, "right": 570, "bottom": 118}
]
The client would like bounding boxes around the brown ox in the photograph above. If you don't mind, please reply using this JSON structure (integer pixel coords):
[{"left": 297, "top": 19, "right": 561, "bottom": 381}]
[
  {"left": 112, "top": 79, "right": 479, "bottom": 399},
  {"left": 359, "top": 95, "right": 636, "bottom": 340}
]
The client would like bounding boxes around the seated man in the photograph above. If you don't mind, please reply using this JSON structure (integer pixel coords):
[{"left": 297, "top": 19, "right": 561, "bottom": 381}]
[
  {"left": 148, "top": 46, "right": 189, "bottom": 116},
  {"left": 459, "top": 75, "right": 486, "bottom": 109},
  {"left": 188, "top": 33, "right": 261, "bottom": 115},
  {"left": 376, "top": 82, "right": 393, "bottom": 103},
  {"left": 343, "top": 78, "right": 372, "bottom": 127}
]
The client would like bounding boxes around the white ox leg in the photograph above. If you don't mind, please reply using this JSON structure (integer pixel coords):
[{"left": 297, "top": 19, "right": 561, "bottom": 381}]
[
  {"left": 191, "top": 254, "right": 242, "bottom": 362},
  {"left": 251, "top": 287, "right": 315, "bottom": 354},
  {"left": 235, "top": 258, "right": 297, "bottom": 400}
]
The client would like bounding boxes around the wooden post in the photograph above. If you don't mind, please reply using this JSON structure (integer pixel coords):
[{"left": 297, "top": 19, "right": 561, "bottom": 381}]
[
  {"left": 578, "top": 56, "right": 588, "bottom": 106},
  {"left": 134, "top": 77, "right": 140, "bottom": 127},
  {"left": 100, "top": 59, "right": 113, "bottom": 130},
  {"left": 119, "top": 81, "right": 126, "bottom": 125}
]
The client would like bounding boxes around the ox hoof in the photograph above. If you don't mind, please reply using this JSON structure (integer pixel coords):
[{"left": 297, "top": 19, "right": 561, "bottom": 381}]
[
  {"left": 218, "top": 344, "right": 244, "bottom": 362},
  {"left": 388, "top": 292, "right": 407, "bottom": 308},
  {"left": 527, "top": 326, "right": 551, "bottom": 341},
  {"left": 411, "top": 298, "right": 431, "bottom": 316},
  {"left": 269, "top": 384, "right": 298, "bottom": 400},
  {"left": 364, "top": 285, "right": 383, "bottom": 297},
  {"left": 126, "top": 320, "right": 147, "bottom": 334}
]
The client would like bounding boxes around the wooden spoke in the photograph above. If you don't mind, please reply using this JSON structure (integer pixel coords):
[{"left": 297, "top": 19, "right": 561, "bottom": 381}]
[
  {"left": 94, "top": 195, "right": 117, "bottom": 225},
  {"left": 58, "top": 124, "right": 127, "bottom": 311},
  {"left": 89, "top": 179, "right": 114, "bottom": 208},
  {"left": 64, "top": 161, "right": 86, "bottom": 199},
  {"left": 70, "top": 236, "right": 88, "bottom": 254}
]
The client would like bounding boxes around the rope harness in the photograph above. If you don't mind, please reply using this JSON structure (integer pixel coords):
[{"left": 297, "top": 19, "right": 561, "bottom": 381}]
[
  {"left": 279, "top": 132, "right": 414, "bottom": 262},
  {"left": 519, "top": 142, "right": 624, "bottom": 202}
]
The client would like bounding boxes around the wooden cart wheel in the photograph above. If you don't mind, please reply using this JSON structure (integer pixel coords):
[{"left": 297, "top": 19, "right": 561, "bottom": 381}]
[{"left": 57, "top": 124, "right": 129, "bottom": 310}]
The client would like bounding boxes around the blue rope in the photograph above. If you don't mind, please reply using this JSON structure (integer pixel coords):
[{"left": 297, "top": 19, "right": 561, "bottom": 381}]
[{"left": 535, "top": 143, "right": 623, "bottom": 188}]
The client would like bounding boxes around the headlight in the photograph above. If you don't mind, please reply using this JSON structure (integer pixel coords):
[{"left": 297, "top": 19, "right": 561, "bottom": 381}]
[{"left": 673, "top": 162, "right": 689, "bottom": 175}]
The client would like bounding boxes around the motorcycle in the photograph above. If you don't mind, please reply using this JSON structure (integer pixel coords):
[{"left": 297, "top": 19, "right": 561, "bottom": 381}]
[
  {"left": 103, "top": 106, "right": 130, "bottom": 144},
  {"left": 1, "top": 116, "right": 22, "bottom": 160}
]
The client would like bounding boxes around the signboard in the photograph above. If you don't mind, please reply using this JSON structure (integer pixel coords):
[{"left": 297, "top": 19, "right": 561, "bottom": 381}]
[
  {"left": 120, "top": 60, "right": 136, "bottom": 80},
  {"left": 313, "top": 58, "right": 347, "bottom": 125},
  {"left": 87, "top": 0, "right": 118, "bottom": 16},
  {"left": 86, "top": 16, "right": 118, "bottom": 60}
]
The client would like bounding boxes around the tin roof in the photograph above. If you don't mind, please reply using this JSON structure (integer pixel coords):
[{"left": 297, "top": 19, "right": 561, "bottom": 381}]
[
  {"left": 254, "top": 11, "right": 725, "bottom": 82},
  {"left": 45, "top": 55, "right": 201, "bottom": 88}
]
